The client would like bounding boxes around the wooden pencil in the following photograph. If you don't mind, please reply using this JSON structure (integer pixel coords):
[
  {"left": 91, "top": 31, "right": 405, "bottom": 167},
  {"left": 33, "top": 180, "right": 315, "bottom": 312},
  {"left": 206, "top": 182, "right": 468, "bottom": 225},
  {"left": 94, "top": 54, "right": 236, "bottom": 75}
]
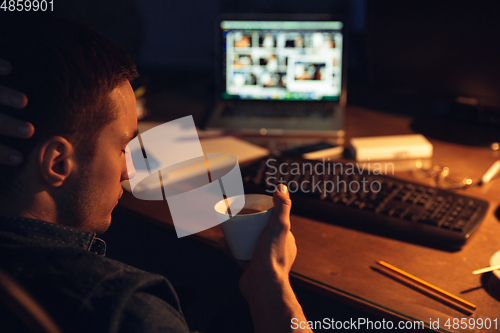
[{"left": 375, "top": 261, "right": 476, "bottom": 315}]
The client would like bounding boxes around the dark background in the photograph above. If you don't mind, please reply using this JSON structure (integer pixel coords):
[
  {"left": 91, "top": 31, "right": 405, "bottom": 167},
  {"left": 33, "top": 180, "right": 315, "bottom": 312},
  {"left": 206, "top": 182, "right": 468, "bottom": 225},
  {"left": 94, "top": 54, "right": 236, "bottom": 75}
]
[
  {"left": 51, "top": 0, "right": 363, "bottom": 100},
  {"left": 47, "top": 0, "right": 500, "bottom": 147},
  {"left": 5, "top": 0, "right": 499, "bottom": 120}
]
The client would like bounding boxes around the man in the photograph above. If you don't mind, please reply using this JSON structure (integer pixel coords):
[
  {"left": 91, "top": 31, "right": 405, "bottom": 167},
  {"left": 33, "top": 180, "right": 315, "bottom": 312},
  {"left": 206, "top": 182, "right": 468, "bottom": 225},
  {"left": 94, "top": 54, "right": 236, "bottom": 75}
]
[{"left": 0, "top": 15, "right": 312, "bottom": 333}]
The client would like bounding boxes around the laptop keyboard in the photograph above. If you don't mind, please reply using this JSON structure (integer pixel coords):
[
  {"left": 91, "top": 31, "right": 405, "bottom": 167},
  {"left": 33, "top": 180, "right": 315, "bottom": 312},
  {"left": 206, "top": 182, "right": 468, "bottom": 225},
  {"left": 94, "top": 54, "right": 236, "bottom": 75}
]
[
  {"left": 241, "top": 155, "right": 489, "bottom": 249},
  {"left": 221, "top": 103, "right": 334, "bottom": 118}
]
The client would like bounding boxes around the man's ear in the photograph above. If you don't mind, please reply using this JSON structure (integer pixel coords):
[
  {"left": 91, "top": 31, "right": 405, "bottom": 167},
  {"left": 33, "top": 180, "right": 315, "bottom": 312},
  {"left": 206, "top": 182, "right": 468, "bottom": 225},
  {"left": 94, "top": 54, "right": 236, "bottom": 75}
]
[{"left": 38, "top": 136, "right": 76, "bottom": 187}]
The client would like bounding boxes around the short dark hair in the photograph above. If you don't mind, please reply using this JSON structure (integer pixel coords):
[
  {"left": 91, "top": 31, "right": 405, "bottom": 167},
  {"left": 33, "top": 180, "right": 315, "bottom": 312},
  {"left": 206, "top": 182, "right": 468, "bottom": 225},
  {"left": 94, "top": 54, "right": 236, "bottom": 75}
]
[{"left": 0, "top": 14, "right": 138, "bottom": 188}]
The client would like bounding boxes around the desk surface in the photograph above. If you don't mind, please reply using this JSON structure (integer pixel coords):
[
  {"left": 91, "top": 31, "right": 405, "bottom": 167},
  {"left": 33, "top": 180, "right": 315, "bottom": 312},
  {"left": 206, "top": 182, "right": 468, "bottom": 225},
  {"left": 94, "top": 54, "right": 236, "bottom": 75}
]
[{"left": 119, "top": 105, "right": 500, "bottom": 332}]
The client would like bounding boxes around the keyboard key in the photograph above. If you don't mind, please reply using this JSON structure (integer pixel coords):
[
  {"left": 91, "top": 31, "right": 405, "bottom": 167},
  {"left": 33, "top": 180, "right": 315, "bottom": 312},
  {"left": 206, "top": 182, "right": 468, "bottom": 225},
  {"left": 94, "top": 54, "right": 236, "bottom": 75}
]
[
  {"left": 419, "top": 217, "right": 440, "bottom": 226},
  {"left": 441, "top": 221, "right": 452, "bottom": 229},
  {"left": 452, "top": 220, "right": 467, "bottom": 232}
]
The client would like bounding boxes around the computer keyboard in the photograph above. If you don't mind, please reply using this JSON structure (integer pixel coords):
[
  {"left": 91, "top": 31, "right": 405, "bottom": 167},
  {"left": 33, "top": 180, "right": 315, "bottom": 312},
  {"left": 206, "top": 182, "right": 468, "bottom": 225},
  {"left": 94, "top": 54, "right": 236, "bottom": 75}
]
[
  {"left": 241, "top": 155, "right": 489, "bottom": 249},
  {"left": 221, "top": 102, "right": 334, "bottom": 118}
]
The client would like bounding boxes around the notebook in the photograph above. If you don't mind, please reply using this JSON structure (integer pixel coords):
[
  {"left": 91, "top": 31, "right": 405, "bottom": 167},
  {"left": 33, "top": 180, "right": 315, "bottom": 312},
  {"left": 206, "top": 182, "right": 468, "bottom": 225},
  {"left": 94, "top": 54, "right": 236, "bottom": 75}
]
[{"left": 204, "top": 14, "right": 347, "bottom": 137}]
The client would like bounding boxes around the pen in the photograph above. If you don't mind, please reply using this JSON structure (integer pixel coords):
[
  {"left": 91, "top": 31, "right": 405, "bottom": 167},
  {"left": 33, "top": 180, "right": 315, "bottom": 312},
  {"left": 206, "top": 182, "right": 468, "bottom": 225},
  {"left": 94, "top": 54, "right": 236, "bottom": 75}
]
[
  {"left": 375, "top": 261, "right": 476, "bottom": 315},
  {"left": 472, "top": 264, "right": 500, "bottom": 275},
  {"left": 479, "top": 160, "right": 500, "bottom": 185}
]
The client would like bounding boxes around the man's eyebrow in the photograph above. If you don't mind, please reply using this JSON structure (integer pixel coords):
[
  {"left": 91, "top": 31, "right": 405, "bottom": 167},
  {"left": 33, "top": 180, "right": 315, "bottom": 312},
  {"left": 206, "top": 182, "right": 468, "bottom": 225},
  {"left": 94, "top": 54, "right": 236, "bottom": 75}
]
[{"left": 126, "top": 129, "right": 139, "bottom": 143}]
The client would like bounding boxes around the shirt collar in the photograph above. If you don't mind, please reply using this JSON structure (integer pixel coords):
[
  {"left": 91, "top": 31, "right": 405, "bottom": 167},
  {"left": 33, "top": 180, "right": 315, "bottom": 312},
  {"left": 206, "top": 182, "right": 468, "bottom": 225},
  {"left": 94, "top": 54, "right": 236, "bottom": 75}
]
[{"left": 0, "top": 216, "right": 106, "bottom": 255}]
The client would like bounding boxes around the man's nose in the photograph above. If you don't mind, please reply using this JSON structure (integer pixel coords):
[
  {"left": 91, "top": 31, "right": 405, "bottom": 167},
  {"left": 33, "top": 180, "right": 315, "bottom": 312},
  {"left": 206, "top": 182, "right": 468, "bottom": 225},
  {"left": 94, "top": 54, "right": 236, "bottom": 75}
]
[{"left": 124, "top": 145, "right": 136, "bottom": 180}]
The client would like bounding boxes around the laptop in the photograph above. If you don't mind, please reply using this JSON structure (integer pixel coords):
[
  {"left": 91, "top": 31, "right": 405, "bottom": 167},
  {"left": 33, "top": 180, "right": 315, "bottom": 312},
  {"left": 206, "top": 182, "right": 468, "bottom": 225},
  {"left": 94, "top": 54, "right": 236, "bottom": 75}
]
[{"left": 204, "top": 14, "right": 346, "bottom": 137}]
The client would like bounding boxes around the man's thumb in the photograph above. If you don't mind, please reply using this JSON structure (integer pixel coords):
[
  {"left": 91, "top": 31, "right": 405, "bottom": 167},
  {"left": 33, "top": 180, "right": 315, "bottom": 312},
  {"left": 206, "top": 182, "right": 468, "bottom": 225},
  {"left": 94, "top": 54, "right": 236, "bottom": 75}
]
[{"left": 271, "top": 184, "right": 292, "bottom": 221}]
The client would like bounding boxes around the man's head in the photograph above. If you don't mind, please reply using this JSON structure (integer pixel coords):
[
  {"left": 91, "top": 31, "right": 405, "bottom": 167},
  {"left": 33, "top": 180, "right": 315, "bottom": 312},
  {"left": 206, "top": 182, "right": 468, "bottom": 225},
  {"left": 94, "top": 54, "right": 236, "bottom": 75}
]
[{"left": 0, "top": 14, "right": 139, "bottom": 233}]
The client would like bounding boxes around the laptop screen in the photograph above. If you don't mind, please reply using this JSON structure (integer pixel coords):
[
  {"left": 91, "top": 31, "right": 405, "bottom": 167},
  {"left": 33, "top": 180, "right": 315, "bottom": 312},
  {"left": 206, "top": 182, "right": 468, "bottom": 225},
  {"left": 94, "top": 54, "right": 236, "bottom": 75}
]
[{"left": 221, "top": 20, "right": 343, "bottom": 101}]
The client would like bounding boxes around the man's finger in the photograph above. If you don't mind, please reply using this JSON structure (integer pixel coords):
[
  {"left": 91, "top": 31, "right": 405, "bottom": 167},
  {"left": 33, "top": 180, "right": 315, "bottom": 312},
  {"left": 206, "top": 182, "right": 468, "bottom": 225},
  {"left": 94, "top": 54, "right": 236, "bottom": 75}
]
[
  {"left": 0, "top": 113, "right": 34, "bottom": 138},
  {"left": 0, "top": 85, "right": 28, "bottom": 109},
  {"left": 0, "top": 143, "right": 23, "bottom": 166},
  {"left": 269, "top": 184, "right": 292, "bottom": 232},
  {"left": 273, "top": 184, "right": 292, "bottom": 214}
]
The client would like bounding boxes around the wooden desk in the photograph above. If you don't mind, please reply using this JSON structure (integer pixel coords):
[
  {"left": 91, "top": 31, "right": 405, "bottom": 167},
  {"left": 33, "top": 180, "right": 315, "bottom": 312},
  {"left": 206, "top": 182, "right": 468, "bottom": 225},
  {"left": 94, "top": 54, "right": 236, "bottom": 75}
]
[{"left": 119, "top": 105, "right": 500, "bottom": 332}]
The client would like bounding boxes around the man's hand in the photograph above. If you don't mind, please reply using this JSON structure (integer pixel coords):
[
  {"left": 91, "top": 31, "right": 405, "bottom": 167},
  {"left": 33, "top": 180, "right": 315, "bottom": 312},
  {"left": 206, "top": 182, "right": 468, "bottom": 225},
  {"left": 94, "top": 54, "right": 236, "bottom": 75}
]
[
  {"left": 238, "top": 184, "right": 296, "bottom": 298},
  {"left": 0, "top": 59, "right": 33, "bottom": 165},
  {"left": 219, "top": 184, "right": 313, "bottom": 333}
]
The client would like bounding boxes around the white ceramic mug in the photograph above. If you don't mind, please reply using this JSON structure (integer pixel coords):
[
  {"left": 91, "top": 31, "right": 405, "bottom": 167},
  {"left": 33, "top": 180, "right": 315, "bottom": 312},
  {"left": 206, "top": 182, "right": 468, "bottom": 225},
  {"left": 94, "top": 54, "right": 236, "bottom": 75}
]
[{"left": 215, "top": 194, "right": 274, "bottom": 260}]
